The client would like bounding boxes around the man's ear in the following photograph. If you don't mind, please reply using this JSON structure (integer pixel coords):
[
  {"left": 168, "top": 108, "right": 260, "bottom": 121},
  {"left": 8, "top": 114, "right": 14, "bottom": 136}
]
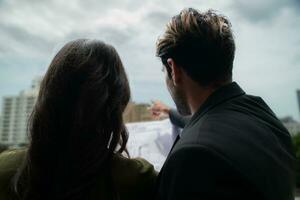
[{"left": 167, "top": 58, "right": 182, "bottom": 86}]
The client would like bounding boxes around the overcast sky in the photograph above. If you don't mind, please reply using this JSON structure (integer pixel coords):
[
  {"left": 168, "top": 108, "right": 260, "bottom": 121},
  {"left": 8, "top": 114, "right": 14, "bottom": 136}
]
[{"left": 0, "top": 0, "right": 299, "bottom": 120}]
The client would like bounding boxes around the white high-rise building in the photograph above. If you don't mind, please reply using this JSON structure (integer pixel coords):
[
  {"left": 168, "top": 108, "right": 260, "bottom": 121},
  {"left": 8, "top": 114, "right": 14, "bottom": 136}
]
[
  {"left": 0, "top": 115, "right": 2, "bottom": 138},
  {"left": 297, "top": 90, "right": 300, "bottom": 118},
  {"left": 0, "top": 77, "right": 41, "bottom": 145}
]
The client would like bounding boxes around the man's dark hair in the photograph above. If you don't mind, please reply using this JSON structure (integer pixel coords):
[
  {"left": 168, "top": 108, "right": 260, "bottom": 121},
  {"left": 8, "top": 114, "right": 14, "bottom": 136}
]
[{"left": 156, "top": 8, "right": 235, "bottom": 86}]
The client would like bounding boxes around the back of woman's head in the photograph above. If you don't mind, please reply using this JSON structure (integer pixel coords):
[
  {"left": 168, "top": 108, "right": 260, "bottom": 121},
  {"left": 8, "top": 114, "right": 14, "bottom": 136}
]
[{"left": 14, "top": 39, "right": 130, "bottom": 200}]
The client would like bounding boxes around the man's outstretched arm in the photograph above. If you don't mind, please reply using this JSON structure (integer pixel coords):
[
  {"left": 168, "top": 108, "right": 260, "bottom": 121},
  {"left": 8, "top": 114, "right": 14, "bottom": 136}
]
[
  {"left": 149, "top": 100, "right": 191, "bottom": 128},
  {"left": 168, "top": 109, "right": 191, "bottom": 129}
]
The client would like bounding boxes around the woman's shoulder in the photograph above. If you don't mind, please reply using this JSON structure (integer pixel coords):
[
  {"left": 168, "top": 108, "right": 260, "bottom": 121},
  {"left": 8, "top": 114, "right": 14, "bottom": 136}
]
[
  {"left": 0, "top": 149, "right": 26, "bottom": 178},
  {"left": 111, "top": 154, "right": 158, "bottom": 199},
  {"left": 111, "top": 154, "right": 158, "bottom": 179},
  {"left": 0, "top": 149, "right": 26, "bottom": 199}
]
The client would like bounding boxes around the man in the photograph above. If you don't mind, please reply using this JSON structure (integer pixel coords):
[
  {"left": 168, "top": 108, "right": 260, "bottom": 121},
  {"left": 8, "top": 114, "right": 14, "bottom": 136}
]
[{"left": 154, "top": 8, "right": 295, "bottom": 200}]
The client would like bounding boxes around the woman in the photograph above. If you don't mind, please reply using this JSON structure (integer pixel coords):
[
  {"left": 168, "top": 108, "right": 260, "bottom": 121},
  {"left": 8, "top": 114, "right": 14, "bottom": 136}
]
[{"left": 0, "top": 39, "right": 157, "bottom": 200}]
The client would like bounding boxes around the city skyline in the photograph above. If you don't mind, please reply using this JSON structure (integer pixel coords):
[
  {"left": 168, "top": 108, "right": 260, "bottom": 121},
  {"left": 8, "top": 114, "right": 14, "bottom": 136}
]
[
  {"left": 0, "top": 0, "right": 300, "bottom": 120},
  {"left": 0, "top": 76, "right": 158, "bottom": 145},
  {"left": 1, "top": 76, "right": 300, "bottom": 124},
  {"left": 0, "top": 77, "right": 40, "bottom": 144},
  {"left": 298, "top": 90, "right": 300, "bottom": 116}
]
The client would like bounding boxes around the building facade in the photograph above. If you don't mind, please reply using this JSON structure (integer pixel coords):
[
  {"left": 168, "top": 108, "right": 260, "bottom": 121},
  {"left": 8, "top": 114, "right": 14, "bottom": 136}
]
[
  {"left": 0, "top": 76, "right": 155, "bottom": 145},
  {"left": 281, "top": 116, "right": 300, "bottom": 136},
  {"left": 297, "top": 90, "right": 300, "bottom": 118},
  {"left": 0, "top": 77, "right": 41, "bottom": 145},
  {"left": 123, "top": 102, "right": 154, "bottom": 123}
]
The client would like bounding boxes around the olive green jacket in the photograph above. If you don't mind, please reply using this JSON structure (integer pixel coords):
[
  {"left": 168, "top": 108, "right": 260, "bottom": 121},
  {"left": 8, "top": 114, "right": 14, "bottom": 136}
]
[{"left": 0, "top": 149, "right": 157, "bottom": 200}]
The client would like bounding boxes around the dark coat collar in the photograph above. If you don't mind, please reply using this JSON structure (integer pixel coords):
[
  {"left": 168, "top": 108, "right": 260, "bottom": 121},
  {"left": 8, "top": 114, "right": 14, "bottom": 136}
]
[{"left": 185, "top": 82, "right": 245, "bottom": 129}]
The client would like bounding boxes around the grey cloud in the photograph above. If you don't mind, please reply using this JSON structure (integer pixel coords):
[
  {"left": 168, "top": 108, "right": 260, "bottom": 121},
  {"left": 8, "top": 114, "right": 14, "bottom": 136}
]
[
  {"left": 64, "top": 25, "right": 137, "bottom": 48},
  {"left": 77, "top": 0, "right": 146, "bottom": 11},
  {"left": 232, "top": 0, "right": 300, "bottom": 22},
  {"left": 144, "top": 10, "right": 171, "bottom": 28},
  {"left": 97, "top": 27, "right": 137, "bottom": 47},
  {"left": 0, "top": 22, "right": 56, "bottom": 56}
]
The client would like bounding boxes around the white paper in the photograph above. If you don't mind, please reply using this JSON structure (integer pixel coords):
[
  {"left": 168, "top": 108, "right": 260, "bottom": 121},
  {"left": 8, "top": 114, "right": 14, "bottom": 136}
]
[{"left": 126, "top": 119, "right": 176, "bottom": 171}]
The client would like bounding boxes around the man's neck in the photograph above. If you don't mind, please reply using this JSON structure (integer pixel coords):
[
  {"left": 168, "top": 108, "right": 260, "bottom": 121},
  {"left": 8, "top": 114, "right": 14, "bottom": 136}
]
[
  {"left": 188, "top": 88, "right": 214, "bottom": 114},
  {"left": 187, "top": 81, "right": 232, "bottom": 114}
]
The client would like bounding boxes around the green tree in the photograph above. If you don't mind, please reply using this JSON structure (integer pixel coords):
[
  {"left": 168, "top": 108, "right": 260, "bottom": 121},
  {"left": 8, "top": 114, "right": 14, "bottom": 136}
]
[{"left": 292, "top": 132, "right": 300, "bottom": 188}]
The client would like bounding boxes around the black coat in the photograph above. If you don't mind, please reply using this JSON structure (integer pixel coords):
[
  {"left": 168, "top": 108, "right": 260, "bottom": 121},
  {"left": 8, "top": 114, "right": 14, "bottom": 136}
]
[{"left": 156, "top": 82, "right": 295, "bottom": 200}]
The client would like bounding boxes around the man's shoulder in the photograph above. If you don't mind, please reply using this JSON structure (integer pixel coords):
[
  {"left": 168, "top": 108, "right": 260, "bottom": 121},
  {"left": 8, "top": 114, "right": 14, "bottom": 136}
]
[
  {"left": 167, "top": 143, "right": 229, "bottom": 166},
  {"left": 168, "top": 94, "right": 295, "bottom": 200},
  {"left": 177, "top": 96, "right": 291, "bottom": 158},
  {"left": 183, "top": 93, "right": 288, "bottom": 144}
]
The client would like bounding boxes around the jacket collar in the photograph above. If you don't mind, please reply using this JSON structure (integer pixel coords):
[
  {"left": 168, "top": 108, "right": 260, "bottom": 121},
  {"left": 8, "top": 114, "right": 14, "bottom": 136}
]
[{"left": 185, "top": 82, "right": 245, "bottom": 129}]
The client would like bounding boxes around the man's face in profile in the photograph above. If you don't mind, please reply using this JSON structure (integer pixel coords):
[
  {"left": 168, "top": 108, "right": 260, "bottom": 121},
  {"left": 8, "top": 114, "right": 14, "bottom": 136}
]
[{"left": 163, "top": 64, "right": 191, "bottom": 116}]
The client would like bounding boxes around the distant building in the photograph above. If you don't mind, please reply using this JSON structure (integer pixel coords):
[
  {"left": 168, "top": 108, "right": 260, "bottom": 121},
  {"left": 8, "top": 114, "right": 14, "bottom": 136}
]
[
  {"left": 123, "top": 102, "right": 154, "bottom": 123},
  {"left": 0, "top": 77, "right": 41, "bottom": 145},
  {"left": 0, "top": 76, "right": 155, "bottom": 145},
  {"left": 0, "top": 115, "right": 2, "bottom": 138},
  {"left": 281, "top": 116, "right": 300, "bottom": 136},
  {"left": 297, "top": 90, "right": 300, "bottom": 117}
]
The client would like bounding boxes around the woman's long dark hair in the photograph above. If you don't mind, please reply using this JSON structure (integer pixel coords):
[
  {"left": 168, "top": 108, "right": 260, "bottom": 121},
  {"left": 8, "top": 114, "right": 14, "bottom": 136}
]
[{"left": 13, "top": 39, "right": 130, "bottom": 200}]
